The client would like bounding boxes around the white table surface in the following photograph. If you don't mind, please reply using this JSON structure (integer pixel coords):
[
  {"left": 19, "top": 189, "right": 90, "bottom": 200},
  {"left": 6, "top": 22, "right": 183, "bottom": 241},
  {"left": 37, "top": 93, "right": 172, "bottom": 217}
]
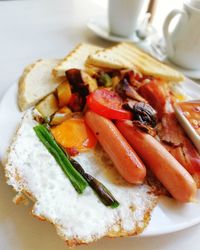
[{"left": 0, "top": 1, "right": 200, "bottom": 249}]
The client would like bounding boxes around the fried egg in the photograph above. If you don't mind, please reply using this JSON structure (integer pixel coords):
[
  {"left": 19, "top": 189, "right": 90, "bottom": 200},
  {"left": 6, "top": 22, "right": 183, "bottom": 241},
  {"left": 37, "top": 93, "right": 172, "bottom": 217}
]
[{"left": 4, "top": 110, "right": 157, "bottom": 247}]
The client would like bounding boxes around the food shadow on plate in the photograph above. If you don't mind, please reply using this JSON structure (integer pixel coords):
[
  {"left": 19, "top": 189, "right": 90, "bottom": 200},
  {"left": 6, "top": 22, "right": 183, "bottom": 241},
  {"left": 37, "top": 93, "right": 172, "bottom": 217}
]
[
  {"left": 157, "top": 191, "right": 200, "bottom": 223},
  {"left": 91, "top": 144, "right": 135, "bottom": 187}
]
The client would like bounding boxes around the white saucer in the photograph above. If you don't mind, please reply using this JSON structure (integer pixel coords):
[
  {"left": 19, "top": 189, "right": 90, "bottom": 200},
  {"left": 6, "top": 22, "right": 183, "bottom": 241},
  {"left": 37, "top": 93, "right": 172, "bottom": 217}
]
[
  {"left": 87, "top": 17, "right": 141, "bottom": 43},
  {"left": 165, "top": 59, "right": 200, "bottom": 80}
]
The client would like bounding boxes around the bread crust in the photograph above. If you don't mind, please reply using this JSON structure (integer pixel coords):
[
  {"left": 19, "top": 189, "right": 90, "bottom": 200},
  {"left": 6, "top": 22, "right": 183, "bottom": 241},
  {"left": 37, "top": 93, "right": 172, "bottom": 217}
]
[{"left": 18, "top": 62, "right": 36, "bottom": 111}]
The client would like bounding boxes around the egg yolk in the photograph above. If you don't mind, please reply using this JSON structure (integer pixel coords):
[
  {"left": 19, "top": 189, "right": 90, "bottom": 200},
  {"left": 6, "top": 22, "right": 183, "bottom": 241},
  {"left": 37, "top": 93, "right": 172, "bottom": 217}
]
[{"left": 51, "top": 118, "right": 97, "bottom": 154}]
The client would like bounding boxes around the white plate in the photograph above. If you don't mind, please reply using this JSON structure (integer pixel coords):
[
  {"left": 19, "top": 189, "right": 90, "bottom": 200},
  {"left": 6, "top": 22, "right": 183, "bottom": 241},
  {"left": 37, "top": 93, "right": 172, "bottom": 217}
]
[{"left": 0, "top": 82, "right": 200, "bottom": 247}]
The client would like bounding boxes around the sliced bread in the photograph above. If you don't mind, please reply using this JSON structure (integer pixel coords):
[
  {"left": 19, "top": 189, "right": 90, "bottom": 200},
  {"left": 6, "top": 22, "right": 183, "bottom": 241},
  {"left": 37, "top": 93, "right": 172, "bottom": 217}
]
[
  {"left": 18, "top": 59, "right": 62, "bottom": 111},
  {"left": 53, "top": 43, "right": 102, "bottom": 77},
  {"left": 87, "top": 43, "right": 184, "bottom": 82}
]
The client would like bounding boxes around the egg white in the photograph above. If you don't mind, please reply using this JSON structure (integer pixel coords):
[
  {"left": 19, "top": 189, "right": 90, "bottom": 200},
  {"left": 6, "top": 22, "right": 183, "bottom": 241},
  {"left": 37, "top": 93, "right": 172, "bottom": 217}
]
[{"left": 5, "top": 110, "right": 157, "bottom": 245}]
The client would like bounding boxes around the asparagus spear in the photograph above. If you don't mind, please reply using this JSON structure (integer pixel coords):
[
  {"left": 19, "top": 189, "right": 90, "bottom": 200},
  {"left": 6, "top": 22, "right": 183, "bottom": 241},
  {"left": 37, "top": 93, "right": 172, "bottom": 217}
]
[
  {"left": 34, "top": 124, "right": 88, "bottom": 194},
  {"left": 70, "top": 159, "right": 119, "bottom": 208}
]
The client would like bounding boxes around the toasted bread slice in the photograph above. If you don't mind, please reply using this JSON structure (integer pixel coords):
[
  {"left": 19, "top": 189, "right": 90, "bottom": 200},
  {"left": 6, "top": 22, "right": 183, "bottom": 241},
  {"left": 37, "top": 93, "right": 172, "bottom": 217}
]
[
  {"left": 18, "top": 59, "right": 63, "bottom": 111},
  {"left": 4, "top": 109, "right": 157, "bottom": 247},
  {"left": 53, "top": 43, "right": 102, "bottom": 77},
  {"left": 87, "top": 43, "right": 184, "bottom": 82}
]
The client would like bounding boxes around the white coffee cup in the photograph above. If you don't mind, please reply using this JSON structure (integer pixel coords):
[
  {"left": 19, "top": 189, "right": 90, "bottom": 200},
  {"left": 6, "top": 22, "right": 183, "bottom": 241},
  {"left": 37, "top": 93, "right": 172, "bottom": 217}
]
[
  {"left": 108, "top": 0, "right": 150, "bottom": 37},
  {"left": 163, "top": 0, "right": 200, "bottom": 70}
]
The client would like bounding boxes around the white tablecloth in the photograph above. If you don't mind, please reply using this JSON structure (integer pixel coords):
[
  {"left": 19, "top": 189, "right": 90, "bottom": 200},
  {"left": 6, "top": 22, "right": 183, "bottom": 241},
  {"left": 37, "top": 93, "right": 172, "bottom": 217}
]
[{"left": 0, "top": 1, "right": 200, "bottom": 249}]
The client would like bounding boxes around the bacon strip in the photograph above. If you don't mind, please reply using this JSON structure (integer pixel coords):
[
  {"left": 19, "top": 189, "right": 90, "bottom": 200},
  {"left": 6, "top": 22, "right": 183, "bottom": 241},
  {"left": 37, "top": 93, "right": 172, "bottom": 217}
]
[
  {"left": 138, "top": 80, "right": 200, "bottom": 175},
  {"left": 158, "top": 112, "right": 184, "bottom": 147}
]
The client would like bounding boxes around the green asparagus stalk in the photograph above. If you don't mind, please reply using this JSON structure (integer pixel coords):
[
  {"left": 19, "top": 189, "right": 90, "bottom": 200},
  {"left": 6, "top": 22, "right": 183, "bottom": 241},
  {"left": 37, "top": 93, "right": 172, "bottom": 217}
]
[
  {"left": 34, "top": 124, "right": 88, "bottom": 194},
  {"left": 70, "top": 159, "right": 119, "bottom": 208}
]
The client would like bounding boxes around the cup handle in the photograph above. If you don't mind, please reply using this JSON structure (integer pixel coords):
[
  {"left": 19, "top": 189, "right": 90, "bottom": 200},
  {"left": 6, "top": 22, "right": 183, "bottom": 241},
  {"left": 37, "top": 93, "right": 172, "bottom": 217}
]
[{"left": 163, "top": 9, "right": 189, "bottom": 58}]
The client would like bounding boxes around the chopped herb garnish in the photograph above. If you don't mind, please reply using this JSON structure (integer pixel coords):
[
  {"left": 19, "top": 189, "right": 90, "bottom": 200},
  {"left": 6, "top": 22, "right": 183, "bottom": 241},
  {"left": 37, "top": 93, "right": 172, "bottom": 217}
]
[{"left": 98, "top": 73, "right": 112, "bottom": 87}]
